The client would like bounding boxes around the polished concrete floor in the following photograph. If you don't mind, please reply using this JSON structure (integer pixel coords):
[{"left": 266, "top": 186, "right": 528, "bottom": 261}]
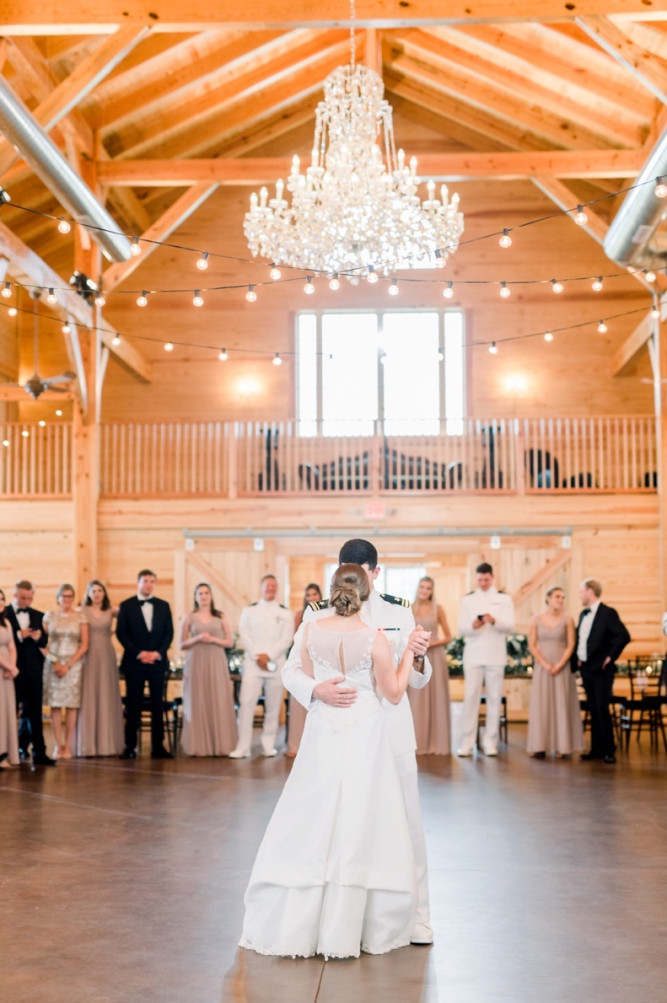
[{"left": 3, "top": 718, "right": 667, "bottom": 1003}]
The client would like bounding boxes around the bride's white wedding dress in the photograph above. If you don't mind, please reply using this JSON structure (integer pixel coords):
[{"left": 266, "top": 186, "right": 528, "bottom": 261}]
[{"left": 239, "top": 622, "right": 417, "bottom": 959}]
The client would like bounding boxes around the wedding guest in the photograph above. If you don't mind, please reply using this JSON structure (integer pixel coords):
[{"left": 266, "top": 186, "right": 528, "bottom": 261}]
[
  {"left": 0, "top": 589, "right": 19, "bottom": 768},
  {"left": 5, "top": 579, "right": 53, "bottom": 766},
  {"left": 117, "top": 569, "right": 174, "bottom": 760},
  {"left": 408, "top": 576, "right": 453, "bottom": 755},
  {"left": 286, "top": 583, "right": 322, "bottom": 758},
  {"left": 526, "top": 586, "right": 583, "bottom": 759},
  {"left": 76, "top": 580, "right": 124, "bottom": 757},
  {"left": 180, "top": 583, "right": 237, "bottom": 756},
  {"left": 43, "top": 584, "right": 89, "bottom": 760}
]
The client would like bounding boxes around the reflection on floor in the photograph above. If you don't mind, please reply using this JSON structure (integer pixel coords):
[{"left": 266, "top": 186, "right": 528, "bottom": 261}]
[{"left": 3, "top": 723, "right": 666, "bottom": 1003}]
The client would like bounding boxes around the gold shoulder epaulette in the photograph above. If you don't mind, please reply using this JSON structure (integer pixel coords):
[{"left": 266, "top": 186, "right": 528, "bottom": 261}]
[
  {"left": 379, "top": 592, "right": 410, "bottom": 608},
  {"left": 308, "top": 599, "right": 330, "bottom": 611}
]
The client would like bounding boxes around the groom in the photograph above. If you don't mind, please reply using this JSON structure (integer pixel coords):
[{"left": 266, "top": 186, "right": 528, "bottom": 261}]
[
  {"left": 117, "top": 569, "right": 174, "bottom": 760},
  {"left": 282, "top": 538, "right": 434, "bottom": 945}
]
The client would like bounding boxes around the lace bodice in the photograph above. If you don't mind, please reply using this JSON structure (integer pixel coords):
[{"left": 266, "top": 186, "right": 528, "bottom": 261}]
[{"left": 307, "top": 622, "right": 377, "bottom": 694}]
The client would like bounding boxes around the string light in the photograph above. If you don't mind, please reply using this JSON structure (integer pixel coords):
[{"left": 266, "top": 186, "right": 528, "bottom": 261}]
[
  {"left": 592, "top": 276, "right": 603, "bottom": 292},
  {"left": 651, "top": 304, "right": 660, "bottom": 319},
  {"left": 193, "top": 289, "right": 205, "bottom": 307},
  {"left": 304, "top": 276, "right": 315, "bottom": 295},
  {"left": 269, "top": 264, "right": 282, "bottom": 280},
  {"left": 437, "top": 349, "right": 444, "bottom": 361},
  {"left": 62, "top": 322, "right": 71, "bottom": 335},
  {"left": 164, "top": 341, "right": 174, "bottom": 352},
  {"left": 443, "top": 281, "right": 454, "bottom": 299},
  {"left": 38, "top": 420, "right": 46, "bottom": 427},
  {"left": 367, "top": 266, "right": 379, "bottom": 284},
  {"left": 489, "top": 341, "right": 498, "bottom": 354},
  {"left": 499, "top": 228, "right": 512, "bottom": 249},
  {"left": 136, "top": 291, "right": 148, "bottom": 307},
  {"left": 655, "top": 177, "right": 667, "bottom": 198},
  {"left": 130, "top": 237, "right": 142, "bottom": 257},
  {"left": 112, "top": 333, "right": 121, "bottom": 346},
  {"left": 55, "top": 409, "right": 63, "bottom": 416},
  {"left": 57, "top": 218, "right": 71, "bottom": 234},
  {"left": 597, "top": 320, "right": 608, "bottom": 334},
  {"left": 0, "top": 187, "right": 10, "bottom": 204},
  {"left": 328, "top": 274, "right": 340, "bottom": 291},
  {"left": 46, "top": 287, "right": 57, "bottom": 305},
  {"left": 644, "top": 269, "right": 657, "bottom": 283},
  {"left": 196, "top": 252, "right": 209, "bottom": 271},
  {"left": 388, "top": 277, "right": 399, "bottom": 296},
  {"left": 551, "top": 279, "right": 564, "bottom": 294},
  {"left": 7, "top": 306, "right": 17, "bottom": 317},
  {"left": 1, "top": 282, "right": 11, "bottom": 298},
  {"left": 574, "top": 205, "right": 588, "bottom": 225},
  {"left": 95, "top": 291, "right": 106, "bottom": 307},
  {"left": 218, "top": 348, "right": 228, "bottom": 361},
  {"left": 272, "top": 352, "right": 282, "bottom": 366},
  {"left": 245, "top": 285, "right": 257, "bottom": 303},
  {"left": 544, "top": 331, "right": 554, "bottom": 342},
  {"left": 499, "top": 281, "right": 510, "bottom": 299},
  {"left": 21, "top": 429, "right": 29, "bottom": 438},
  {"left": 2, "top": 439, "right": 9, "bottom": 447},
  {"left": 434, "top": 248, "right": 445, "bottom": 269}
]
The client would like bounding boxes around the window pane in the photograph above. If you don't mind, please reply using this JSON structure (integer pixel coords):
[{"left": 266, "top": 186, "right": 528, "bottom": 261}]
[
  {"left": 383, "top": 566, "right": 427, "bottom": 602},
  {"left": 296, "top": 313, "right": 317, "bottom": 436},
  {"left": 381, "top": 313, "right": 439, "bottom": 435},
  {"left": 444, "top": 311, "right": 465, "bottom": 436},
  {"left": 322, "top": 314, "right": 378, "bottom": 436}
]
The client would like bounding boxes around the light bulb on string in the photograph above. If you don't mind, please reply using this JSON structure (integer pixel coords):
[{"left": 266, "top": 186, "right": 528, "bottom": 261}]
[
  {"left": 655, "top": 177, "right": 667, "bottom": 198},
  {"left": 304, "top": 276, "right": 315, "bottom": 295},
  {"left": 112, "top": 333, "right": 121, "bottom": 346},
  {"left": 46, "top": 287, "right": 57, "bottom": 305},
  {"left": 574, "top": 205, "right": 588, "bottom": 225},
  {"left": 62, "top": 322, "right": 71, "bottom": 335},
  {"left": 388, "top": 278, "right": 399, "bottom": 296},
  {"left": 57, "top": 218, "right": 71, "bottom": 234},
  {"left": 651, "top": 304, "right": 660, "bottom": 320},
  {"left": 7, "top": 306, "right": 17, "bottom": 317},
  {"left": 551, "top": 279, "right": 564, "bottom": 294},
  {"left": 367, "top": 266, "right": 379, "bottom": 284},
  {"left": 245, "top": 285, "right": 257, "bottom": 303},
  {"left": 95, "top": 292, "right": 106, "bottom": 307},
  {"left": 437, "top": 349, "right": 444, "bottom": 361},
  {"left": 137, "top": 291, "right": 148, "bottom": 307},
  {"left": 272, "top": 352, "right": 282, "bottom": 366},
  {"left": 130, "top": 237, "right": 142, "bottom": 257},
  {"left": 499, "top": 281, "right": 510, "bottom": 299},
  {"left": 434, "top": 249, "right": 445, "bottom": 269},
  {"left": 1, "top": 282, "right": 11, "bottom": 299},
  {"left": 499, "top": 228, "right": 512, "bottom": 249},
  {"left": 196, "top": 252, "right": 209, "bottom": 271},
  {"left": 489, "top": 341, "right": 498, "bottom": 354},
  {"left": 164, "top": 341, "right": 174, "bottom": 352},
  {"left": 644, "top": 269, "right": 657, "bottom": 283},
  {"left": 544, "top": 331, "right": 554, "bottom": 342},
  {"left": 592, "top": 276, "right": 603, "bottom": 292},
  {"left": 218, "top": 348, "right": 228, "bottom": 362},
  {"left": 597, "top": 320, "right": 608, "bottom": 334},
  {"left": 329, "top": 274, "right": 340, "bottom": 291},
  {"left": 443, "top": 281, "right": 454, "bottom": 299},
  {"left": 55, "top": 409, "right": 63, "bottom": 417},
  {"left": 38, "top": 420, "right": 45, "bottom": 427},
  {"left": 193, "top": 289, "right": 205, "bottom": 307},
  {"left": 269, "top": 264, "right": 282, "bottom": 280}
]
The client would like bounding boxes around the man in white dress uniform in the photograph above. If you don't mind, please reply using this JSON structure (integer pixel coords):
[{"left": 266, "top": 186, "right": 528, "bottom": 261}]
[
  {"left": 230, "top": 574, "right": 294, "bottom": 759},
  {"left": 282, "top": 539, "right": 434, "bottom": 946},
  {"left": 457, "top": 562, "right": 515, "bottom": 757}
]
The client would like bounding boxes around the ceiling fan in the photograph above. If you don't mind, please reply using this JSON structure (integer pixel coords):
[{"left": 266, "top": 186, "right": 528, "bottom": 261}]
[{"left": 11, "top": 289, "right": 76, "bottom": 400}]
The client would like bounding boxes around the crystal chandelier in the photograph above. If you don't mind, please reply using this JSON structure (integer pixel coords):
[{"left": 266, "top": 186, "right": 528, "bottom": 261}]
[{"left": 244, "top": 4, "right": 464, "bottom": 281}]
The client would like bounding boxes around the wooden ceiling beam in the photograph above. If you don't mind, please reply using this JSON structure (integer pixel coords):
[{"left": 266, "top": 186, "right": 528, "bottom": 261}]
[
  {"left": 95, "top": 148, "right": 645, "bottom": 187},
  {"left": 530, "top": 176, "right": 609, "bottom": 244},
  {"left": 610, "top": 312, "right": 655, "bottom": 376},
  {"left": 0, "top": 1, "right": 661, "bottom": 32},
  {"left": 575, "top": 15, "right": 667, "bottom": 104}
]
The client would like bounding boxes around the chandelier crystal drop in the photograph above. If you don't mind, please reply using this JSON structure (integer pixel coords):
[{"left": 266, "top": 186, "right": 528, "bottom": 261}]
[{"left": 244, "top": 60, "right": 464, "bottom": 281}]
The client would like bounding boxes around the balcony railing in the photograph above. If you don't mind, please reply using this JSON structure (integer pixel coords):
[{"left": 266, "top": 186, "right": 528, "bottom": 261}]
[{"left": 0, "top": 417, "right": 657, "bottom": 499}]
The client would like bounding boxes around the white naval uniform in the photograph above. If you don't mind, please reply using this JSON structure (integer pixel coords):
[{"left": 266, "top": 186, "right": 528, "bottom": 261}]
[
  {"left": 236, "top": 599, "right": 294, "bottom": 756},
  {"left": 457, "top": 586, "right": 515, "bottom": 754},
  {"left": 281, "top": 588, "right": 433, "bottom": 927}
]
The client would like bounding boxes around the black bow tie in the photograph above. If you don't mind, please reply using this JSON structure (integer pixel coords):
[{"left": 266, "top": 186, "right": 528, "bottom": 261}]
[
  {"left": 139, "top": 599, "right": 153, "bottom": 606},
  {"left": 581, "top": 608, "right": 591, "bottom": 618}
]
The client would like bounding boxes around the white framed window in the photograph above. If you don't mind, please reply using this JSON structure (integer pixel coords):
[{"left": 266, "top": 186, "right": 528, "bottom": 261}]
[{"left": 296, "top": 310, "right": 465, "bottom": 436}]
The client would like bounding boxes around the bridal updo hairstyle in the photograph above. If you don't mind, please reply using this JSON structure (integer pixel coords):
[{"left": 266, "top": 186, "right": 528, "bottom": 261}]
[{"left": 330, "top": 564, "right": 370, "bottom": 617}]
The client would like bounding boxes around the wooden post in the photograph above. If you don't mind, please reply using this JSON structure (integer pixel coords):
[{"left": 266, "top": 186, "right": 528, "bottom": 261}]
[{"left": 653, "top": 307, "right": 667, "bottom": 615}]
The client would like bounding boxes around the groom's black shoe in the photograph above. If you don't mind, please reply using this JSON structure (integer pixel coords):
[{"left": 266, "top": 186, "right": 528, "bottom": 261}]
[
  {"left": 32, "top": 753, "right": 56, "bottom": 767},
  {"left": 580, "top": 751, "right": 602, "bottom": 761},
  {"left": 151, "top": 747, "right": 173, "bottom": 759},
  {"left": 119, "top": 748, "right": 137, "bottom": 760}
]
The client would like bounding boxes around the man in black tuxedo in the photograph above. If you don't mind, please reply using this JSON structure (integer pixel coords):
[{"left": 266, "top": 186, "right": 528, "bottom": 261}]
[
  {"left": 576, "top": 578, "right": 630, "bottom": 764},
  {"left": 6, "top": 579, "right": 54, "bottom": 766},
  {"left": 117, "top": 569, "right": 174, "bottom": 760}
]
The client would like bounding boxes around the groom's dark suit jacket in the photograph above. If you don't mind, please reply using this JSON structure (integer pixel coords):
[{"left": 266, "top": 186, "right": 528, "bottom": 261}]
[
  {"left": 575, "top": 602, "right": 630, "bottom": 673},
  {"left": 116, "top": 596, "right": 173, "bottom": 670}
]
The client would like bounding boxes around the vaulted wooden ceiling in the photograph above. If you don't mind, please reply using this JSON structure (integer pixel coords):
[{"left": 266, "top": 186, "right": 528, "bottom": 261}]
[{"left": 0, "top": 1, "right": 666, "bottom": 393}]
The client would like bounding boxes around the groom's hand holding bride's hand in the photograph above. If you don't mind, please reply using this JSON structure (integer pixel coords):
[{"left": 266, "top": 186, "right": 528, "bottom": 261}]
[
  {"left": 409, "top": 627, "right": 431, "bottom": 656},
  {"left": 313, "top": 677, "right": 358, "bottom": 707}
]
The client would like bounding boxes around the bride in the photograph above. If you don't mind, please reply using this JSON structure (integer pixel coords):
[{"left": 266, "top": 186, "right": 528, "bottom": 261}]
[{"left": 239, "top": 563, "right": 428, "bottom": 960}]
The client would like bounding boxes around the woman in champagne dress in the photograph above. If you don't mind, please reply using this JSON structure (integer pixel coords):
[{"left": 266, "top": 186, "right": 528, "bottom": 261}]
[
  {"left": 285, "top": 583, "right": 322, "bottom": 758},
  {"left": 408, "top": 577, "right": 453, "bottom": 755},
  {"left": 43, "top": 584, "right": 89, "bottom": 759},
  {"left": 527, "top": 586, "right": 583, "bottom": 758},
  {"left": 241, "top": 564, "right": 427, "bottom": 960},
  {"left": 0, "top": 589, "right": 19, "bottom": 768},
  {"left": 180, "top": 583, "right": 237, "bottom": 756},
  {"left": 76, "top": 580, "right": 124, "bottom": 757}
]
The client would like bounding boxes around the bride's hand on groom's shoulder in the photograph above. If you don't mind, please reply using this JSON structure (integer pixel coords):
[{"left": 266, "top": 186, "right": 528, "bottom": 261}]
[{"left": 313, "top": 676, "right": 358, "bottom": 707}]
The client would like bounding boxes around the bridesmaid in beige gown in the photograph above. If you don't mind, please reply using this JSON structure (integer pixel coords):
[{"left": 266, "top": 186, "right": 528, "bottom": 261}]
[
  {"left": 0, "top": 589, "right": 19, "bottom": 768},
  {"left": 76, "top": 580, "right": 124, "bottom": 757},
  {"left": 285, "top": 583, "right": 322, "bottom": 759},
  {"left": 527, "top": 586, "right": 583, "bottom": 758},
  {"left": 180, "top": 583, "right": 237, "bottom": 756},
  {"left": 408, "top": 577, "right": 453, "bottom": 755}
]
